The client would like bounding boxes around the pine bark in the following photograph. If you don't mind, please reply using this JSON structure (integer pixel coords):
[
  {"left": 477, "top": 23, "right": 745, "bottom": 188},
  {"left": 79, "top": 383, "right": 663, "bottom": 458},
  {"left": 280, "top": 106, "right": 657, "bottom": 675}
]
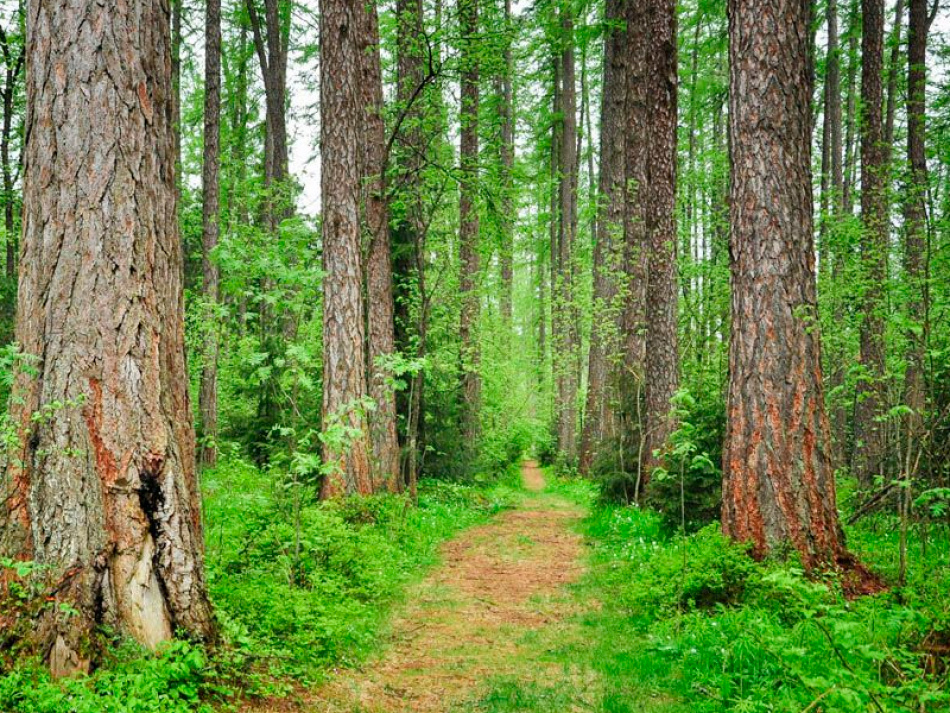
[
  {"left": 854, "top": 0, "right": 888, "bottom": 487},
  {"left": 459, "top": 0, "right": 481, "bottom": 444},
  {"left": 200, "top": 0, "right": 222, "bottom": 469},
  {"left": 643, "top": 0, "right": 680, "bottom": 478},
  {"left": 903, "top": 0, "right": 929, "bottom": 445},
  {"left": 723, "top": 0, "right": 848, "bottom": 570},
  {"left": 320, "top": 0, "right": 373, "bottom": 497},
  {"left": 358, "top": 0, "right": 400, "bottom": 492},
  {"left": 1, "top": 0, "right": 216, "bottom": 673},
  {"left": 579, "top": 0, "right": 625, "bottom": 475}
]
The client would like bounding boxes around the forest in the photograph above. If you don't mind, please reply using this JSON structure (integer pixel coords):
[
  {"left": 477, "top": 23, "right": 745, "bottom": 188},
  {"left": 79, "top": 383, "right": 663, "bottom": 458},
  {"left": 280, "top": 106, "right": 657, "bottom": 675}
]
[{"left": 0, "top": 0, "right": 948, "bottom": 709}]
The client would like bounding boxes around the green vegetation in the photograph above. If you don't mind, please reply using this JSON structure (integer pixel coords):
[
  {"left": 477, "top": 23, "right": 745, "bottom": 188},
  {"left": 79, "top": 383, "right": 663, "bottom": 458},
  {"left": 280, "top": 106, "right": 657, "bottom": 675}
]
[
  {"left": 466, "top": 475, "right": 950, "bottom": 713},
  {"left": 0, "top": 461, "right": 518, "bottom": 712}
]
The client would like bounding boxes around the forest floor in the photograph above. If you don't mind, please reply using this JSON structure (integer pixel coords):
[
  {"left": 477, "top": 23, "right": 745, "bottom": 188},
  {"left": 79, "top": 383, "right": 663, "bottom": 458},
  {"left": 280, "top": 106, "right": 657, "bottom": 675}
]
[{"left": 246, "top": 460, "right": 612, "bottom": 713}]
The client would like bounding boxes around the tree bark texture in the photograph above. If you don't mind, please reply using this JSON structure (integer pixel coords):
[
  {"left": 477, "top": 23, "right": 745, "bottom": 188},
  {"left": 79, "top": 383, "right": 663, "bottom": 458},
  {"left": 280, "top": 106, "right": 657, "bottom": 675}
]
[
  {"left": 200, "top": 0, "right": 222, "bottom": 469},
  {"left": 358, "top": 0, "right": 400, "bottom": 492},
  {"left": 723, "top": 0, "right": 848, "bottom": 570},
  {"left": 903, "top": 0, "right": 929, "bottom": 442},
  {"left": 854, "top": 0, "right": 888, "bottom": 487},
  {"left": 643, "top": 0, "right": 680, "bottom": 479},
  {"left": 459, "top": 0, "right": 481, "bottom": 444},
  {"left": 579, "top": 0, "right": 625, "bottom": 476},
  {"left": 1, "top": 0, "right": 216, "bottom": 673},
  {"left": 320, "top": 0, "right": 373, "bottom": 497}
]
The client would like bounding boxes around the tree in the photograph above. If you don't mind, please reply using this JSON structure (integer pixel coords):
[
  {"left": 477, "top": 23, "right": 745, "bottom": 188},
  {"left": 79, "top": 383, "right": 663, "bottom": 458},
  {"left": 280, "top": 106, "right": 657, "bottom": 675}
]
[
  {"left": 358, "top": 0, "right": 400, "bottom": 492},
  {"left": 643, "top": 0, "right": 680, "bottom": 477},
  {"left": 499, "top": 0, "right": 515, "bottom": 329},
  {"left": 200, "top": 0, "right": 222, "bottom": 469},
  {"left": 320, "top": 0, "right": 373, "bottom": 497},
  {"left": 0, "top": 17, "right": 22, "bottom": 283},
  {"left": 458, "top": 0, "right": 481, "bottom": 443},
  {"left": 853, "top": 0, "right": 888, "bottom": 488},
  {"left": 722, "top": 0, "right": 848, "bottom": 569},
  {"left": 902, "top": 0, "right": 932, "bottom": 469},
  {"left": 0, "top": 0, "right": 215, "bottom": 673},
  {"left": 579, "top": 0, "right": 625, "bottom": 475},
  {"left": 554, "top": 0, "right": 579, "bottom": 464}
]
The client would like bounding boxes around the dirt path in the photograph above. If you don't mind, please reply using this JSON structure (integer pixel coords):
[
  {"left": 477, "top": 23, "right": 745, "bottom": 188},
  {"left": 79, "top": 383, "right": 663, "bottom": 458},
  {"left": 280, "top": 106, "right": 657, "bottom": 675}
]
[{"left": 308, "top": 460, "right": 586, "bottom": 712}]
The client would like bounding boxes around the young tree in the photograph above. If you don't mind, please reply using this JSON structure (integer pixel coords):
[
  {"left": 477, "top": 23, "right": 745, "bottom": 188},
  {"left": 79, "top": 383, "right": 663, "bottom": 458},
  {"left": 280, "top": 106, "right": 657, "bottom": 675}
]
[
  {"left": 643, "top": 0, "right": 680, "bottom": 477},
  {"left": 854, "top": 0, "right": 888, "bottom": 487},
  {"left": 200, "top": 0, "right": 222, "bottom": 469},
  {"left": 0, "top": 0, "right": 215, "bottom": 673},
  {"left": 0, "top": 19, "right": 22, "bottom": 283},
  {"left": 358, "top": 0, "right": 400, "bottom": 492},
  {"left": 499, "top": 0, "right": 515, "bottom": 329},
  {"left": 459, "top": 0, "right": 481, "bottom": 443},
  {"left": 722, "top": 0, "right": 848, "bottom": 569},
  {"left": 320, "top": 0, "right": 373, "bottom": 497}
]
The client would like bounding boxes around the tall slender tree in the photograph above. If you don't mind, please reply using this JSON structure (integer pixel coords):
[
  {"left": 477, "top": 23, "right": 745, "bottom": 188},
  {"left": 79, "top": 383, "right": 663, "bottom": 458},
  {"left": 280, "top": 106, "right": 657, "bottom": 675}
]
[
  {"left": 499, "top": 0, "right": 515, "bottom": 329},
  {"left": 643, "top": 0, "right": 680, "bottom": 477},
  {"left": 358, "top": 0, "right": 400, "bottom": 492},
  {"left": 1, "top": 0, "right": 215, "bottom": 673},
  {"left": 200, "top": 0, "right": 222, "bottom": 469},
  {"left": 579, "top": 0, "right": 626, "bottom": 475},
  {"left": 854, "top": 0, "right": 888, "bottom": 488},
  {"left": 554, "top": 1, "right": 579, "bottom": 463},
  {"left": 459, "top": 0, "right": 482, "bottom": 443},
  {"left": 723, "top": 0, "right": 848, "bottom": 569},
  {"left": 903, "top": 0, "right": 931, "bottom": 463},
  {"left": 320, "top": 0, "right": 373, "bottom": 497}
]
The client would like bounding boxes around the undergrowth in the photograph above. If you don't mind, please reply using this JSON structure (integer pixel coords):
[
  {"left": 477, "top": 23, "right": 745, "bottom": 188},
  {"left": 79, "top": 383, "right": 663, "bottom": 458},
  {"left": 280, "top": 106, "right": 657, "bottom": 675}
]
[{"left": 0, "top": 457, "right": 516, "bottom": 712}]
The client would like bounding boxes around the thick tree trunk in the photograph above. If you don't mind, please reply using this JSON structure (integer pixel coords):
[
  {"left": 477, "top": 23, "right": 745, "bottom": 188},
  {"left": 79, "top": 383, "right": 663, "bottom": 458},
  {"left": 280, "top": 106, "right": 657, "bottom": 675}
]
[
  {"left": 579, "top": 0, "right": 625, "bottom": 476},
  {"left": 854, "top": 0, "right": 888, "bottom": 488},
  {"left": 459, "top": 0, "right": 481, "bottom": 444},
  {"left": 200, "top": 0, "right": 222, "bottom": 469},
  {"left": 643, "top": 0, "right": 680, "bottom": 479},
  {"left": 358, "top": 0, "right": 400, "bottom": 493},
  {"left": 554, "top": 3, "right": 579, "bottom": 464},
  {"left": 320, "top": 0, "right": 373, "bottom": 497},
  {"left": 903, "top": 0, "right": 929, "bottom": 452},
  {"left": 723, "top": 0, "right": 848, "bottom": 570},
  {"left": 1, "top": 0, "right": 216, "bottom": 673}
]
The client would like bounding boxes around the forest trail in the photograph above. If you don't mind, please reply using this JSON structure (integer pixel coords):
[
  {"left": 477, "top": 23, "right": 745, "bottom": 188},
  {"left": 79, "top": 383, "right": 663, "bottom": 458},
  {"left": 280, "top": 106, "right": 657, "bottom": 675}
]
[{"left": 307, "top": 460, "right": 587, "bottom": 712}]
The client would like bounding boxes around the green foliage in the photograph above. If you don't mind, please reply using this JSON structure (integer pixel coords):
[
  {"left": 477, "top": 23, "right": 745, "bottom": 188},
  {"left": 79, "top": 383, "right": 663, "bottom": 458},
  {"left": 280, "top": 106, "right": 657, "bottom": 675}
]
[
  {"left": 572, "top": 502, "right": 950, "bottom": 712},
  {"left": 202, "top": 457, "right": 514, "bottom": 680},
  {"left": 0, "top": 640, "right": 214, "bottom": 713}
]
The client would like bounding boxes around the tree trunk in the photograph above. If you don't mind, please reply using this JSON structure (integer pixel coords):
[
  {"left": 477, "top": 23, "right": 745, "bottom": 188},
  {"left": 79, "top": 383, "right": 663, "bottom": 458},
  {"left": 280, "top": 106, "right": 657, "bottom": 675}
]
[
  {"left": 854, "top": 0, "right": 888, "bottom": 488},
  {"left": 643, "top": 0, "right": 680, "bottom": 479},
  {"left": 903, "top": 0, "right": 929, "bottom": 455},
  {"left": 555, "top": 2, "right": 579, "bottom": 464},
  {"left": 884, "top": 0, "right": 905, "bottom": 152},
  {"left": 200, "top": 0, "right": 222, "bottom": 469},
  {"left": 319, "top": 0, "right": 373, "bottom": 498},
  {"left": 394, "top": 0, "right": 428, "bottom": 489},
  {"left": 499, "top": 0, "right": 514, "bottom": 329},
  {"left": 621, "top": 0, "right": 650, "bottom": 487},
  {"left": 1, "top": 0, "right": 216, "bottom": 673},
  {"left": 458, "top": 0, "right": 481, "bottom": 444},
  {"left": 358, "top": 0, "right": 400, "bottom": 493},
  {"left": 723, "top": 0, "right": 848, "bottom": 570},
  {"left": 579, "top": 0, "right": 625, "bottom": 476}
]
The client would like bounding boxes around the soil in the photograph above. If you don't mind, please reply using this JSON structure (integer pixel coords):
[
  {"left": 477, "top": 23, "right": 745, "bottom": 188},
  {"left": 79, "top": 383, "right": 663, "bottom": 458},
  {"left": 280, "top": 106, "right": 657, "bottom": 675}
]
[{"left": 245, "top": 460, "right": 586, "bottom": 713}]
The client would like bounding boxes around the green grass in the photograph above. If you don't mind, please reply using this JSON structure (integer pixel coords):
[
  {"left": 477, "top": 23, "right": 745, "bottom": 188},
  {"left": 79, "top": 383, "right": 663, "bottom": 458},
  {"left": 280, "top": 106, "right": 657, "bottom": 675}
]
[{"left": 0, "top": 457, "right": 520, "bottom": 713}]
